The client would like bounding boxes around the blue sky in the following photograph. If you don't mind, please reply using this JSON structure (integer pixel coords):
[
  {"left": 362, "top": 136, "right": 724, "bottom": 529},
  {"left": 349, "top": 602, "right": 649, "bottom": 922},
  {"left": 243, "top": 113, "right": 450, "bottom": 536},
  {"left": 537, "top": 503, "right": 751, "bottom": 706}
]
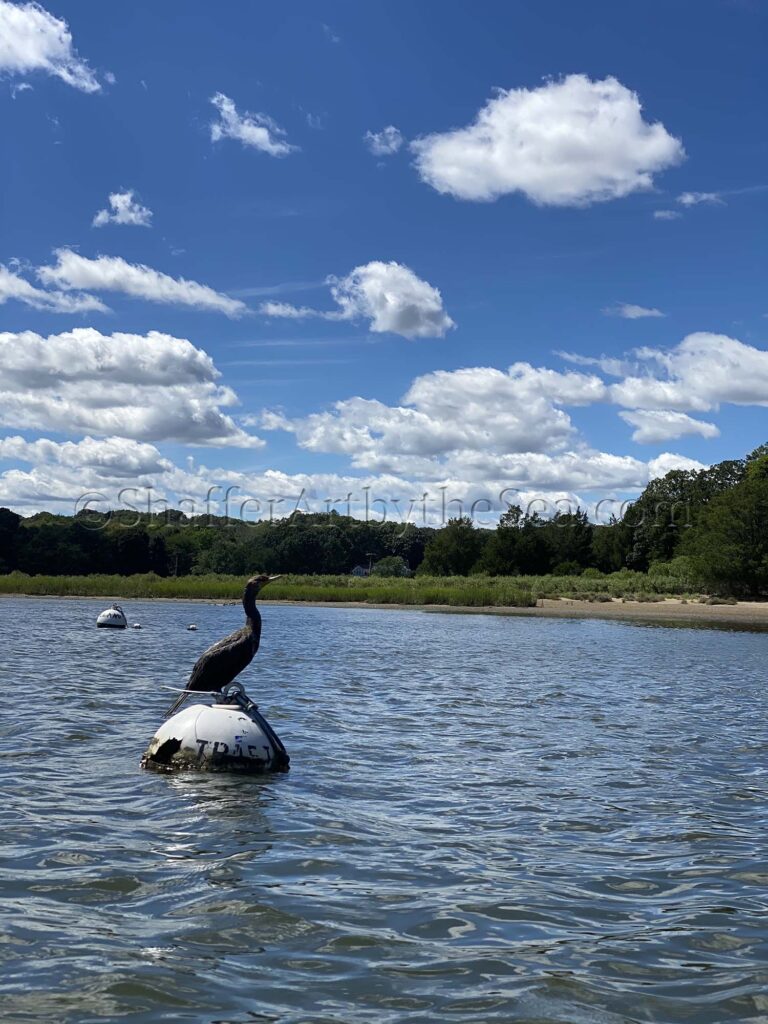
[{"left": 0, "top": 0, "right": 766, "bottom": 524}]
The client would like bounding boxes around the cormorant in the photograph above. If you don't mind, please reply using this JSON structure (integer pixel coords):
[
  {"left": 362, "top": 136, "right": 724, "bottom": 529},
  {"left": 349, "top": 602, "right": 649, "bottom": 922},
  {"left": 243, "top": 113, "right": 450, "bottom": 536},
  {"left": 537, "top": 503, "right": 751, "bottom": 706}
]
[{"left": 164, "top": 573, "right": 280, "bottom": 718}]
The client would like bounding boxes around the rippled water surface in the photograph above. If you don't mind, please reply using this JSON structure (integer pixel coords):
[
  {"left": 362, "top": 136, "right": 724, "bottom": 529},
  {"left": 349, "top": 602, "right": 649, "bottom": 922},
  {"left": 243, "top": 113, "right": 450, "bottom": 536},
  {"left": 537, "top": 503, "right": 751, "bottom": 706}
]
[{"left": 1, "top": 597, "right": 767, "bottom": 1023}]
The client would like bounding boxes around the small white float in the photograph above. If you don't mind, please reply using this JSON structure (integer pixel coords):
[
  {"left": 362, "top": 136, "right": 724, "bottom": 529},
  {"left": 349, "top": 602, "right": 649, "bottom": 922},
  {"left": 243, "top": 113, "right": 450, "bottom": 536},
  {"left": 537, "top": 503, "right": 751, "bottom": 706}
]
[
  {"left": 96, "top": 604, "right": 127, "bottom": 629},
  {"left": 141, "top": 682, "right": 289, "bottom": 774},
  {"left": 187, "top": 624, "right": 198, "bottom": 631},
  {"left": 132, "top": 623, "right": 142, "bottom": 629}
]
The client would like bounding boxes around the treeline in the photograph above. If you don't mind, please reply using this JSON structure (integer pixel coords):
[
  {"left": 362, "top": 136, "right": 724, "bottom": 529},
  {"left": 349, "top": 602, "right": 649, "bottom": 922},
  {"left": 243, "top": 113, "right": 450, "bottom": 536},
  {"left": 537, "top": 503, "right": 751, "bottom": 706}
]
[
  {"left": 1, "top": 442, "right": 767, "bottom": 595},
  {"left": 0, "top": 507, "right": 432, "bottom": 579}
]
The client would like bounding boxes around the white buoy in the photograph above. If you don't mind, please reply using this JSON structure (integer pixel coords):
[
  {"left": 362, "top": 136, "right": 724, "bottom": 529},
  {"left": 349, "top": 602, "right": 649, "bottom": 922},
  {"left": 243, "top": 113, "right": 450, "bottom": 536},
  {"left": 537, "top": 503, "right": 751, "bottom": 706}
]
[
  {"left": 96, "top": 604, "right": 127, "bottom": 629},
  {"left": 141, "top": 683, "right": 289, "bottom": 774},
  {"left": 132, "top": 623, "right": 142, "bottom": 629},
  {"left": 187, "top": 624, "right": 198, "bottom": 631}
]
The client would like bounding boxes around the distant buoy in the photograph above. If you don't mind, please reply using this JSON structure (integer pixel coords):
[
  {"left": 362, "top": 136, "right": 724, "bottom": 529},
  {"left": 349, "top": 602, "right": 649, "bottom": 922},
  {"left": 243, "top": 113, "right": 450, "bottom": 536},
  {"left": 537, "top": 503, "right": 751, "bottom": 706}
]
[
  {"left": 187, "top": 624, "right": 198, "bottom": 631},
  {"left": 96, "top": 604, "right": 127, "bottom": 629},
  {"left": 132, "top": 623, "right": 142, "bottom": 629},
  {"left": 141, "top": 683, "right": 289, "bottom": 773}
]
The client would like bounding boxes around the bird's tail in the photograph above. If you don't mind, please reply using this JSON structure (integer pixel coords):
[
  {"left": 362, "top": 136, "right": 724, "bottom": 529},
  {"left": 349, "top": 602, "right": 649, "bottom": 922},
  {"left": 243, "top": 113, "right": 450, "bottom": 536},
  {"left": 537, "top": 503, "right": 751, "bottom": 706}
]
[{"left": 164, "top": 690, "right": 191, "bottom": 719}]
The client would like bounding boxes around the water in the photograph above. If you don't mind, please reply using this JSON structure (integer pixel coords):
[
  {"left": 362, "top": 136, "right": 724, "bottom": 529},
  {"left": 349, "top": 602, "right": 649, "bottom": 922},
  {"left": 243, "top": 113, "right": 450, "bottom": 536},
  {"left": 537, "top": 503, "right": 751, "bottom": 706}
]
[{"left": 1, "top": 597, "right": 767, "bottom": 1024}]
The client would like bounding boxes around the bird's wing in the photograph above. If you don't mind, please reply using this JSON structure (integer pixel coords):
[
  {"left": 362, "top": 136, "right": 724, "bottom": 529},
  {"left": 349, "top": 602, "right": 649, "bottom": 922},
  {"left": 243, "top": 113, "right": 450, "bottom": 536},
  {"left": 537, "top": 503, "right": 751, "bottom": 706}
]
[
  {"left": 185, "top": 628, "right": 254, "bottom": 692},
  {"left": 185, "top": 628, "right": 241, "bottom": 685},
  {"left": 164, "top": 630, "right": 252, "bottom": 718}
]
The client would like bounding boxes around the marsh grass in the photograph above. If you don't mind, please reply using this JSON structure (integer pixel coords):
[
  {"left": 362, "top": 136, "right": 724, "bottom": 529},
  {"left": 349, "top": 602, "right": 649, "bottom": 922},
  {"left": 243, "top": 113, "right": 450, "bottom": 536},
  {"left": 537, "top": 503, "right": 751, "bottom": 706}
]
[
  {"left": 0, "top": 571, "right": 538, "bottom": 606},
  {"left": 0, "top": 568, "right": 700, "bottom": 606}
]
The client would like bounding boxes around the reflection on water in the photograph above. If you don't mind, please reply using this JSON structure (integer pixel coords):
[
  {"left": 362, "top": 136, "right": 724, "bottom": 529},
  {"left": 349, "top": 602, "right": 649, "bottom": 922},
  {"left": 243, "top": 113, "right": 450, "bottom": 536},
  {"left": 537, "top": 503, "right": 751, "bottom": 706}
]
[{"left": 1, "top": 597, "right": 767, "bottom": 1023}]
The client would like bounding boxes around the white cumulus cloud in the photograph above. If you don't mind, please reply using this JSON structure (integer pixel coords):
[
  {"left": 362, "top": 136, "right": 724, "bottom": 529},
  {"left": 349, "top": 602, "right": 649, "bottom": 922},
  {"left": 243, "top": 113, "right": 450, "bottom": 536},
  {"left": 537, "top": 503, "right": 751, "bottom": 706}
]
[
  {"left": 38, "top": 249, "right": 247, "bottom": 317},
  {"left": 0, "top": 431, "right": 711, "bottom": 518},
  {"left": 410, "top": 74, "right": 684, "bottom": 205},
  {"left": 210, "top": 92, "right": 297, "bottom": 157},
  {"left": 260, "top": 330, "right": 763, "bottom": 482},
  {"left": 0, "top": 328, "right": 262, "bottom": 447},
  {"left": 653, "top": 209, "right": 681, "bottom": 221},
  {"left": 619, "top": 409, "right": 720, "bottom": 444},
  {"left": 610, "top": 333, "right": 768, "bottom": 412},
  {"left": 603, "top": 302, "right": 665, "bottom": 319},
  {"left": 0, "top": 434, "right": 171, "bottom": 477},
  {"left": 9, "top": 328, "right": 761, "bottom": 518},
  {"left": 364, "top": 126, "right": 404, "bottom": 156},
  {"left": 93, "top": 190, "right": 152, "bottom": 228},
  {"left": 262, "top": 362, "right": 607, "bottom": 477},
  {"left": 0, "top": 0, "right": 101, "bottom": 92},
  {"left": 648, "top": 453, "right": 707, "bottom": 479},
  {"left": 261, "top": 261, "right": 454, "bottom": 339},
  {"left": 330, "top": 262, "right": 454, "bottom": 338}
]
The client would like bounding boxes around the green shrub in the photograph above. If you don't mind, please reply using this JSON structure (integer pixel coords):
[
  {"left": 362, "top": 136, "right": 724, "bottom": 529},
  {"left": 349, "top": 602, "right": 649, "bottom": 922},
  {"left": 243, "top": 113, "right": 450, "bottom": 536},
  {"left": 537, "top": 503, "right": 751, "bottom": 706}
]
[{"left": 552, "top": 560, "right": 582, "bottom": 576}]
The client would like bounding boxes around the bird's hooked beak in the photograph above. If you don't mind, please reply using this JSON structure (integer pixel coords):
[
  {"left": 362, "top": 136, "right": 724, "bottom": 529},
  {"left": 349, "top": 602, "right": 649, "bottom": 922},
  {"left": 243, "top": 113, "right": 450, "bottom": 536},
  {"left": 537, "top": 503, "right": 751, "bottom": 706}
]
[{"left": 246, "top": 574, "right": 282, "bottom": 596}]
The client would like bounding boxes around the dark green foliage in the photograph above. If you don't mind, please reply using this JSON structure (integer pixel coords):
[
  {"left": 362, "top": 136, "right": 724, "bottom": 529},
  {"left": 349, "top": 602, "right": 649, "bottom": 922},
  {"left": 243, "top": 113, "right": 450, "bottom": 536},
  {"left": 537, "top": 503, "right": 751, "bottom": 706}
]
[
  {"left": 0, "top": 507, "right": 21, "bottom": 572},
  {"left": 682, "top": 455, "right": 768, "bottom": 596},
  {"left": 371, "top": 556, "right": 410, "bottom": 577},
  {"left": 552, "top": 560, "right": 582, "bottom": 576},
  {"left": 4, "top": 509, "right": 435, "bottom": 579},
  {"left": 476, "top": 506, "right": 522, "bottom": 575},
  {"left": 546, "top": 509, "right": 593, "bottom": 569},
  {"left": 512, "top": 513, "right": 552, "bottom": 575},
  {"left": 591, "top": 520, "right": 629, "bottom": 573},
  {"left": 419, "top": 517, "right": 487, "bottom": 576},
  {"left": 622, "top": 458, "right": 748, "bottom": 570}
]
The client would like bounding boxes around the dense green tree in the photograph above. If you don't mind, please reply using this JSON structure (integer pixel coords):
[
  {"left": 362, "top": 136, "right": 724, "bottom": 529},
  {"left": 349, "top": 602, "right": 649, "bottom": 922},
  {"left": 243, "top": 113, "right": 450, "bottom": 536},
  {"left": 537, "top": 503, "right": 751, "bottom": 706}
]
[
  {"left": 112, "top": 529, "right": 152, "bottom": 575},
  {"left": 682, "top": 455, "right": 768, "bottom": 595},
  {"left": 514, "top": 513, "right": 552, "bottom": 575},
  {"left": 165, "top": 530, "right": 206, "bottom": 576},
  {"left": 272, "top": 522, "right": 353, "bottom": 574},
  {"left": 591, "top": 520, "right": 629, "bottom": 573},
  {"left": 0, "top": 508, "right": 21, "bottom": 572},
  {"left": 390, "top": 526, "right": 430, "bottom": 571},
  {"left": 746, "top": 443, "right": 768, "bottom": 464},
  {"left": 148, "top": 533, "right": 168, "bottom": 576},
  {"left": 622, "top": 470, "right": 699, "bottom": 569},
  {"left": 419, "top": 517, "right": 486, "bottom": 576},
  {"left": 545, "top": 508, "right": 593, "bottom": 569},
  {"left": 16, "top": 523, "right": 92, "bottom": 575},
  {"left": 623, "top": 458, "right": 748, "bottom": 570},
  {"left": 476, "top": 506, "right": 522, "bottom": 575}
]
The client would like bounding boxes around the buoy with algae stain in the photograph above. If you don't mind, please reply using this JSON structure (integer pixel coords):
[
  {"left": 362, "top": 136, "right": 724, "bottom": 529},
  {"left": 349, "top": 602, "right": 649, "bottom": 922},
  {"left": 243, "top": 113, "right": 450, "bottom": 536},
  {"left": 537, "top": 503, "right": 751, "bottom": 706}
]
[
  {"left": 141, "top": 682, "right": 289, "bottom": 773},
  {"left": 97, "top": 604, "right": 127, "bottom": 629}
]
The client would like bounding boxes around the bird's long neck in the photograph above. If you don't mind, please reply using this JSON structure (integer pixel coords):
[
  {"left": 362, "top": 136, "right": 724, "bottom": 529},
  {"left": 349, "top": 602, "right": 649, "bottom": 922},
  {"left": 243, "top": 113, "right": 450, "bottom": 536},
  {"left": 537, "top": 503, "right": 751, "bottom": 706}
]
[{"left": 242, "top": 585, "right": 262, "bottom": 639}]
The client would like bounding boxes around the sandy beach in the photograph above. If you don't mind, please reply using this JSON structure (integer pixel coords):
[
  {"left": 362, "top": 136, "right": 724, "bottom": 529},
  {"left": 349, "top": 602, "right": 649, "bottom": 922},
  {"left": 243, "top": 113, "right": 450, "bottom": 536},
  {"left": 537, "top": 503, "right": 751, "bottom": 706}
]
[{"left": 441, "top": 597, "right": 768, "bottom": 628}]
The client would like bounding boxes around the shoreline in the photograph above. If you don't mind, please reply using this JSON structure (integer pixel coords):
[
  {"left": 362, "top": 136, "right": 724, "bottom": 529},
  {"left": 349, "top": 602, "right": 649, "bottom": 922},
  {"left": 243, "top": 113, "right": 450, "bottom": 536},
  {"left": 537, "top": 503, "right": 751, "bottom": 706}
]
[{"left": 3, "top": 592, "right": 768, "bottom": 629}]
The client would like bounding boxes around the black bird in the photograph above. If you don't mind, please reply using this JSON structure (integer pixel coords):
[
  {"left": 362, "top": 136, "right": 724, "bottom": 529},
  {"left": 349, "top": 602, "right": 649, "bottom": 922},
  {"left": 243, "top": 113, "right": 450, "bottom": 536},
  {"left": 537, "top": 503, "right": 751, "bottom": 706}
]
[{"left": 164, "top": 573, "right": 281, "bottom": 718}]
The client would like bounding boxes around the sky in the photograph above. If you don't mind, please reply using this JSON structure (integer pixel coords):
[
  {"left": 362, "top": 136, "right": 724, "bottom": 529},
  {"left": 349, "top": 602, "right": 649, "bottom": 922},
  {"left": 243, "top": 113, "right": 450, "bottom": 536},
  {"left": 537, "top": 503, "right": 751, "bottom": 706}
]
[{"left": 0, "top": 0, "right": 766, "bottom": 527}]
